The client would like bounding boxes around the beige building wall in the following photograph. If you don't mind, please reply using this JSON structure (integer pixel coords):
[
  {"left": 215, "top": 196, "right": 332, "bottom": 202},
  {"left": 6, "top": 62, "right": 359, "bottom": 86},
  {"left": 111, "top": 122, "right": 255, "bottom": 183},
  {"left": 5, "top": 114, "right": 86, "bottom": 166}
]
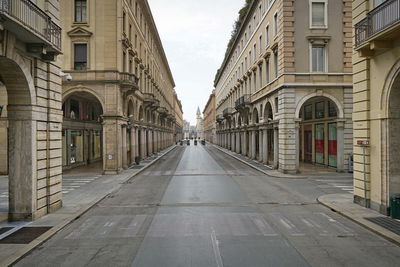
[
  {"left": 0, "top": 0, "right": 63, "bottom": 220},
  {"left": 215, "top": 0, "right": 353, "bottom": 173},
  {"left": 203, "top": 91, "right": 216, "bottom": 143},
  {"left": 60, "top": 0, "right": 181, "bottom": 173},
  {"left": 352, "top": 0, "right": 400, "bottom": 214}
]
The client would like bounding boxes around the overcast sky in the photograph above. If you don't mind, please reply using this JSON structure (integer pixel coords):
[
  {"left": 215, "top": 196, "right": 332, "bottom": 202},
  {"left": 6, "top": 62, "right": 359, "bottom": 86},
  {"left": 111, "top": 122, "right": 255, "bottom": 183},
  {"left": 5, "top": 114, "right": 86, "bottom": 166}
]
[{"left": 148, "top": 0, "right": 245, "bottom": 125}]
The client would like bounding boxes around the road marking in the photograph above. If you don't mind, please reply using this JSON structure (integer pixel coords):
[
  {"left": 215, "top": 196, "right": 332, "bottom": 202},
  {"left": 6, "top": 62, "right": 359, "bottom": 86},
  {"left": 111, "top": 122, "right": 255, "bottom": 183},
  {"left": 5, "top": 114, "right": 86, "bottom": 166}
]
[{"left": 211, "top": 229, "right": 224, "bottom": 267}]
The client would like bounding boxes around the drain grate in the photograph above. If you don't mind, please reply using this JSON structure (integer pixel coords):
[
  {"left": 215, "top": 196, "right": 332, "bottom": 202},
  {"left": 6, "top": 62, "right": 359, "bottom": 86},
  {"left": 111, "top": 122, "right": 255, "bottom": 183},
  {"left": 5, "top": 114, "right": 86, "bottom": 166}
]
[
  {"left": 0, "top": 227, "right": 13, "bottom": 235},
  {"left": 0, "top": 227, "right": 51, "bottom": 244},
  {"left": 364, "top": 217, "right": 400, "bottom": 235}
]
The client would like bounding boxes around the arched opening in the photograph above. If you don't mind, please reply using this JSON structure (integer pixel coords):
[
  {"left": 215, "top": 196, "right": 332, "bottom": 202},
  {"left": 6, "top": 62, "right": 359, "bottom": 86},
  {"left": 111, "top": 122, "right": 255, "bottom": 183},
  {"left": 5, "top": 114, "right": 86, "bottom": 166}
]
[
  {"left": 388, "top": 72, "right": 400, "bottom": 199},
  {"left": 298, "top": 96, "right": 339, "bottom": 168},
  {"left": 62, "top": 92, "right": 103, "bottom": 172},
  {"left": 264, "top": 103, "right": 275, "bottom": 166},
  {"left": 0, "top": 56, "right": 38, "bottom": 220},
  {"left": 127, "top": 100, "right": 135, "bottom": 165}
]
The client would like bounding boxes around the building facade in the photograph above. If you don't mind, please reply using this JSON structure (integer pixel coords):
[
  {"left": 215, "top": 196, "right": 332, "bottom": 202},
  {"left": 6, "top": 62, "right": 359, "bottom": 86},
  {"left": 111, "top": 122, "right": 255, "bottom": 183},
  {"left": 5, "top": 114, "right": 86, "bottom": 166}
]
[
  {"left": 353, "top": 0, "right": 400, "bottom": 214},
  {"left": 173, "top": 91, "right": 184, "bottom": 142},
  {"left": 60, "top": 0, "right": 181, "bottom": 174},
  {"left": 215, "top": 0, "right": 353, "bottom": 174},
  {"left": 183, "top": 120, "right": 190, "bottom": 139},
  {"left": 0, "top": 0, "right": 63, "bottom": 220},
  {"left": 203, "top": 90, "right": 216, "bottom": 143}
]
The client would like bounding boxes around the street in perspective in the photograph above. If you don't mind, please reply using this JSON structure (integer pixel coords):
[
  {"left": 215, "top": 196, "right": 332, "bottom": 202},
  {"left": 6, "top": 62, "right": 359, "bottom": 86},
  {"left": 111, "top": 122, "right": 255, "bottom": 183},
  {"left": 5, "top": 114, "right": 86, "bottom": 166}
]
[{"left": 1, "top": 0, "right": 400, "bottom": 266}]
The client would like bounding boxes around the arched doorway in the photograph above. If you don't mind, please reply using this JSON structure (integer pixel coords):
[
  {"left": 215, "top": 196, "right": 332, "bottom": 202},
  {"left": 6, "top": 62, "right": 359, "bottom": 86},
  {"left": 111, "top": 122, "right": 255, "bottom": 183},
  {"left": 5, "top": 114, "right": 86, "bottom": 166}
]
[
  {"left": 388, "top": 73, "right": 400, "bottom": 199},
  {"left": 0, "top": 56, "right": 39, "bottom": 220},
  {"left": 264, "top": 102, "right": 274, "bottom": 166},
  {"left": 298, "top": 96, "right": 339, "bottom": 168},
  {"left": 62, "top": 92, "right": 103, "bottom": 171}
]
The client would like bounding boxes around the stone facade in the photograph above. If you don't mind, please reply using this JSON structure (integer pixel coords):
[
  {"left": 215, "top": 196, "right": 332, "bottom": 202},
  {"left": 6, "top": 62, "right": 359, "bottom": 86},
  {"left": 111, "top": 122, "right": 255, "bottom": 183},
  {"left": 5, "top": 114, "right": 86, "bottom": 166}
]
[
  {"left": 215, "top": 0, "right": 353, "bottom": 173},
  {"left": 203, "top": 90, "right": 216, "bottom": 143},
  {"left": 0, "top": 0, "right": 63, "bottom": 220},
  {"left": 196, "top": 107, "right": 204, "bottom": 139},
  {"left": 352, "top": 0, "right": 400, "bottom": 214},
  {"left": 60, "top": 0, "right": 182, "bottom": 173}
]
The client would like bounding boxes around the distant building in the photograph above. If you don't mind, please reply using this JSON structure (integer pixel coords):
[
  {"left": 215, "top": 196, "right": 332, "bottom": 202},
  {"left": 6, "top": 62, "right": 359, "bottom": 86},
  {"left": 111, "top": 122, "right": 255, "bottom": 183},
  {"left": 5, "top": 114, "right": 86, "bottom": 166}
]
[
  {"left": 183, "top": 120, "right": 190, "bottom": 139},
  {"left": 196, "top": 107, "right": 204, "bottom": 139},
  {"left": 203, "top": 91, "right": 216, "bottom": 143}
]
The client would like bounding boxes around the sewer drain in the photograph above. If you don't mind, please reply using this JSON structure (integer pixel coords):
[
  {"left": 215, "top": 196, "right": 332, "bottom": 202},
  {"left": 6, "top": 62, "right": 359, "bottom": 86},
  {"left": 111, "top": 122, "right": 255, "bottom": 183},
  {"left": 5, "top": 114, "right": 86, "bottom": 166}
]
[
  {"left": 0, "top": 227, "right": 51, "bottom": 244},
  {"left": 0, "top": 227, "right": 13, "bottom": 235},
  {"left": 364, "top": 217, "right": 400, "bottom": 235}
]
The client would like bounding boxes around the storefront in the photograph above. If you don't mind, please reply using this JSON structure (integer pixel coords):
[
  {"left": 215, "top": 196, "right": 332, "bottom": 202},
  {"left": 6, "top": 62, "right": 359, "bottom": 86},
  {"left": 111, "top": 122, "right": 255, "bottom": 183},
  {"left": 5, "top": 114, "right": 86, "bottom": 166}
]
[{"left": 62, "top": 93, "right": 103, "bottom": 170}]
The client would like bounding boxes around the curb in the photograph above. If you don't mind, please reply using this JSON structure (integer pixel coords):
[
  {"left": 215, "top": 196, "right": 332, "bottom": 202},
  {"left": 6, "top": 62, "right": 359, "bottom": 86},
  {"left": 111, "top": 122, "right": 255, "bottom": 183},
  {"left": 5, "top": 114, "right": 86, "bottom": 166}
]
[
  {"left": 212, "top": 145, "right": 306, "bottom": 179},
  {"left": 317, "top": 194, "right": 400, "bottom": 246},
  {"left": 2, "top": 145, "right": 178, "bottom": 267}
]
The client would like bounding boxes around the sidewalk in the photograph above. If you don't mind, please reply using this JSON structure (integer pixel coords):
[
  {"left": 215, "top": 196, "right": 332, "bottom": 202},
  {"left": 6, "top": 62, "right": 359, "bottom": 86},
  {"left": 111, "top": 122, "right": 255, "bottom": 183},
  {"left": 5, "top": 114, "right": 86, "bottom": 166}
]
[
  {"left": 0, "top": 145, "right": 177, "bottom": 267},
  {"left": 318, "top": 193, "right": 400, "bottom": 245},
  {"left": 213, "top": 145, "right": 307, "bottom": 179}
]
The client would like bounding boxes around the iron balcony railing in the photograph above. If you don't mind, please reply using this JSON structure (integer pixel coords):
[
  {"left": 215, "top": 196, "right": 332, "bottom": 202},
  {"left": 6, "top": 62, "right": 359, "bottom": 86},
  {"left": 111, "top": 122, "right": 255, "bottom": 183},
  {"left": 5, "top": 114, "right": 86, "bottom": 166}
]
[
  {"left": 0, "top": 0, "right": 61, "bottom": 50},
  {"left": 120, "top": 72, "right": 139, "bottom": 85},
  {"left": 216, "top": 114, "right": 224, "bottom": 122},
  {"left": 355, "top": 0, "right": 400, "bottom": 47},
  {"left": 235, "top": 94, "right": 251, "bottom": 109}
]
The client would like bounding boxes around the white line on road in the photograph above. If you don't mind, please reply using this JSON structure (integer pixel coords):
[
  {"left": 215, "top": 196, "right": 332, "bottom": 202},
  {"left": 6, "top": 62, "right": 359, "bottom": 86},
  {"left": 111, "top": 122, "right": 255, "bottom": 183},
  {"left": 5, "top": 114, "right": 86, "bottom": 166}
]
[{"left": 211, "top": 229, "right": 224, "bottom": 267}]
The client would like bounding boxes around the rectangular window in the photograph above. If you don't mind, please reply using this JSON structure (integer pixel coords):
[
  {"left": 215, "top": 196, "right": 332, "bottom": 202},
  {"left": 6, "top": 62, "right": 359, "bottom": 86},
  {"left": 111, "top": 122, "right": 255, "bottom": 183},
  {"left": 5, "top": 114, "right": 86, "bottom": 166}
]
[
  {"left": 315, "top": 101, "right": 325, "bottom": 119},
  {"left": 274, "top": 13, "right": 278, "bottom": 36},
  {"left": 311, "top": 45, "right": 326, "bottom": 72},
  {"left": 275, "top": 97, "right": 279, "bottom": 113},
  {"left": 123, "top": 11, "right": 126, "bottom": 34},
  {"left": 311, "top": 1, "right": 326, "bottom": 27},
  {"left": 273, "top": 49, "right": 278, "bottom": 78},
  {"left": 75, "top": 0, "right": 87, "bottom": 23},
  {"left": 253, "top": 44, "right": 256, "bottom": 61},
  {"left": 259, "top": 66, "right": 263, "bottom": 88},
  {"left": 74, "top": 44, "right": 87, "bottom": 70},
  {"left": 266, "top": 25, "right": 270, "bottom": 47},
  {"left": 259, "top": 35, "right": 262, "bottom": 55},
  {"left": 266, "top": 59, "right": 270, "bottom": 84}
]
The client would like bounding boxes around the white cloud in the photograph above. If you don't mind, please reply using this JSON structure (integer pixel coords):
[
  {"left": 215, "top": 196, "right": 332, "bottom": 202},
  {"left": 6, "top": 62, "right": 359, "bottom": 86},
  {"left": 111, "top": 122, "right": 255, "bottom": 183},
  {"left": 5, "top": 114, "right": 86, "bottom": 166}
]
[{"left": 148, "top": 0, "right": 245, "bottom": 125}]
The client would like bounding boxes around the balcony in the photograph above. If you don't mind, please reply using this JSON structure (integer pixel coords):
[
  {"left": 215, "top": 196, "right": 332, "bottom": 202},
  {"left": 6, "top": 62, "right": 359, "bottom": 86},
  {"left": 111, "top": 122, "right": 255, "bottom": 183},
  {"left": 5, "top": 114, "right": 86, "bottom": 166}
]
[
  {"left": 235, "top": 94, "right": 251, "bottom": 110},
  {"left": 0, "top": 0, "right": 61, "bottom": 54},
  {"left": 143, "top": 93, "right": 156, "bottom": 106},
  {"left": 157, "top": 107, "right": 168, "bottom": 116},
  {"left": 216, "top": 114, "right": 224, "bottom": 122},
  {"left": 120, "top": 72, "right": 139, "bottom": 95},
  {"left": 223, "top": 107, "right": 234, "bottom": 118},
  {"left": 355, "top": 0, "right": 400, "bottom": 51}
]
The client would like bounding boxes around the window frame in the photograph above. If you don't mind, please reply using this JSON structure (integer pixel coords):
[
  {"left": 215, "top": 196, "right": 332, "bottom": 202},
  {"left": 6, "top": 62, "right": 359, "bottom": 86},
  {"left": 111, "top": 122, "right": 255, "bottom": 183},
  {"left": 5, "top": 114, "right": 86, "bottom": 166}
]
[
  {"left": 310, "top": 43, "right": 327, "bottom": 73},
  {"left": 73, "top": 43, "right": 88, "bottom": 70},
  {"left": 74, "top": 0, "right": 88, "bottom": 24},
  {"left": 309, "top": 0, "right": 328, "bottom": 29}
]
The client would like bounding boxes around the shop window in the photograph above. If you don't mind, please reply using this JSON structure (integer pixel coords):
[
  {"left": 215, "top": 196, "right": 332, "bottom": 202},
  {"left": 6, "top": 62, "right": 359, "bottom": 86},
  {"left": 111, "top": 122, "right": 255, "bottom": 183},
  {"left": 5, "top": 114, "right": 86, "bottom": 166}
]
[
  {"left": 304, "top": 104, "right": 312, "bottom": 120},
  {"left": 315, "top": 101, "right": 325, "bottom": 119},
  {"left": 328, "top": 101, "right": 337, "bottom": 117},
  {"left": 70, "top": 130, "right": 84, "bottom": 164}
]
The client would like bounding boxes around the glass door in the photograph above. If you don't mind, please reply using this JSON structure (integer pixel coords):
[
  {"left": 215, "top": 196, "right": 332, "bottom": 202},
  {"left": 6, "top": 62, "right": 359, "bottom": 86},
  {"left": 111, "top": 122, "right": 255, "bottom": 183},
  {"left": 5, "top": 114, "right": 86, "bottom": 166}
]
[{"left": 315, "top": 124, "right": 324, "bottom": 165}]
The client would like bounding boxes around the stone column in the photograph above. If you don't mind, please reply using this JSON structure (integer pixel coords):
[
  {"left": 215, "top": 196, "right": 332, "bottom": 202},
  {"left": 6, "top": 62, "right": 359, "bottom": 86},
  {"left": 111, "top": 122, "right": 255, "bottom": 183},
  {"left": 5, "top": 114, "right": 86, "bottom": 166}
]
[
  {"left": 274, "top": 126, "right": 279, "bottom": 169},
  {"left": 135, "top": 127, "right": 139, "bottom": 158},
  {"left": 149, "top": 130, "right": 153, "bottom": 155},
  {"left": 251, "top": 130, "right": 256, "bottom": 159},
  {"left": 295, "top": 119, "right": 301, "bottom": 173},
  {"left": 130, "top": 127, "right": 135, "bottom": 165},
  {"left": 337, "top": 119, "right": 346, "bottom": 172},
  {"left": 103, "top": 117, "right": 122, "bottom": 174},
  {"left": 258, "top": 129, "right": 263, "bottom": 162},
  {"left": 263, "top": 129, "right": 268, "bottom": 164},
  {"left": 243, "top": 131, "right": 247, "bottom": 156},
  {"left": 236, "top": 131, "right": 240, "bottom": 153},
  {"left": 141, "top": 128, "right": 146, "bottom": 159},
  {"left": 122, "top": 125, "right": 128, "bottom": 169}
]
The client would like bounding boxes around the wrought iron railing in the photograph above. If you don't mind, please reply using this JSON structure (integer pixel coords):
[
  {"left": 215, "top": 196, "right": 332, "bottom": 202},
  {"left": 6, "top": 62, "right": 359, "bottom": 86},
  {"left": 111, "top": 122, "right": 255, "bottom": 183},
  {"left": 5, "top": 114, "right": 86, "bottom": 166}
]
[
  {"left": 235, "top": 94, "right": 251, "bottom": 109},
  {"left": 0, "top": 0, "right": 61, "bottom": 50},
  {"left": 216, "top": 114, "right": 224, "bottom": 122},
  {"left": 223, "top": 107, "right": 234, "bottom": 117},
  {"left": 355, "top": 0, "right": 400, "bottom": 47}
]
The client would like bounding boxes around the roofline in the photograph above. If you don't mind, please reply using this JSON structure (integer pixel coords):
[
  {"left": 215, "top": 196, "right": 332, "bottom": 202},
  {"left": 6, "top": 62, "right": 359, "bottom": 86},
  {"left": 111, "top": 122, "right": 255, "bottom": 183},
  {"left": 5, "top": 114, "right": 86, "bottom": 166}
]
[
  {"left": 214, "top": 0, "right": 259, "bottom": 87},
  {"left": 143, "top": 0, "right": 176, "bottom": 87}
]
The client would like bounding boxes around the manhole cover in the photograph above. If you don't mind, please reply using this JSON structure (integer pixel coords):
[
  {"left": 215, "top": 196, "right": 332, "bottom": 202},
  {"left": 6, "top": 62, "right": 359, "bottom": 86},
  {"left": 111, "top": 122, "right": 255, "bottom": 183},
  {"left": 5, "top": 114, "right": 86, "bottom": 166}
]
[
  {"left": 0, "top": 227, "right": 51, "bottom": 244},
  {"left": 365, "top": 217, "right": 400, "bottom": 235},
  {"left": 0, "top": 227, "right": 13, "bottom": 235}
]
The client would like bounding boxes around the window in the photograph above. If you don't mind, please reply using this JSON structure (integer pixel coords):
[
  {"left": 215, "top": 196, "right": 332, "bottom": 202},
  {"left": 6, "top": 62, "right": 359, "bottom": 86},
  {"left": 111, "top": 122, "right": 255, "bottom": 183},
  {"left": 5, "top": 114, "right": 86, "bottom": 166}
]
[
  {"left": 75, "top": 0, "right": 87, "bottom": 23},
  {"left": 273, "top": 49, "right": 278, "bottom": 78},
  {"left": 304, "top": 104, "right": 313, "bottom": 120},
  {"left": 259, "top": 35, "right": 262, "bottom": 55},
  {"left": 274, "top": 13, "right": 278, "bottom": 36},
  {"left": 311, "top": 1, "right": 327, "bottom": 28},
  {"left": 328, "top": 101, "right": 337, "bottom": 117},
  {"left": 123, "top": 51, "right": 126, "bottom": 72},
  {"left": 374, "top": 0, "right": 387, "bottom": 7},
  {"left": 253, "top": 44, "right": 256, "bottom": 61},
  {"left": 311, "top": 45, "right": 326, "bottom": 72},
  {"left": 315, "top": 102, "right": 325, "bottom": 119},
  {"left": 123, "top": 11, "right": 126, "bottom": 34},
  {"left": 266, "top": 58, "right": 270, "bottom": 84},
  {"left": 259, "top": 5, "right": 262, "bottom": 20},
  {"left": 275, "top": 97, "right": 279, "bottom": 113},
  {"left": 259, "top": 66, "right": 263, "bottom": 88},
  {"left": 266, "top": 25, "right": 270, "bottom": 47},
  {"left": 74, "top": 44, "right": 87, "bottom": 70}
]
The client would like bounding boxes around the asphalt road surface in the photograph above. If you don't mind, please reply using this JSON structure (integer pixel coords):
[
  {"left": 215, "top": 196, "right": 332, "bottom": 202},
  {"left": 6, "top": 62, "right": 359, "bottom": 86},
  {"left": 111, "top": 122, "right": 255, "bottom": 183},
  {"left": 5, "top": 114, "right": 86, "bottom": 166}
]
[{"left": 16, "top": 142, "right": 400, "bottom": 267}]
